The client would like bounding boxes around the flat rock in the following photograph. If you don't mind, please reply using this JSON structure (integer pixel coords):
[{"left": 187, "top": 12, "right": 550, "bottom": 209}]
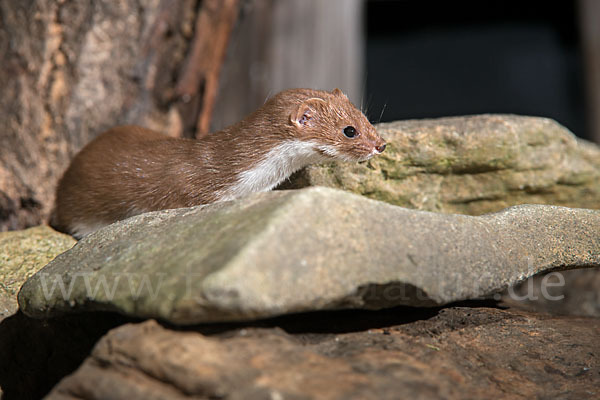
[
  {"left": 280, "top": 114, "right": 600, "bottom": 317},
  {"left": 281, "top": 115, "right": 600, "bottom": 214},
  {"left": 46, "top": 307, "right": 600, "bottom": 400},
  {"left": 17, "top": 187, "right": 599, "bottom": 324},
  {"left": 0, "top": 225, "right": 75, "bottom": 321}
]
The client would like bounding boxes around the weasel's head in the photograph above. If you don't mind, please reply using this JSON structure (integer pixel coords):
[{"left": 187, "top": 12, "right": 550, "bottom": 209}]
[{"left": 277, "top": 88, "right": 386, "bottom": 162}]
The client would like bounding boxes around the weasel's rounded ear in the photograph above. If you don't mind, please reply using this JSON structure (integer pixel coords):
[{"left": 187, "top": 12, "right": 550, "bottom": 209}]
[
  {"left": 332, "top": 88, "right": 347, "bottom": 98},
  {"left": 291, "top": 98, "right": 327, "bottom": 128}
]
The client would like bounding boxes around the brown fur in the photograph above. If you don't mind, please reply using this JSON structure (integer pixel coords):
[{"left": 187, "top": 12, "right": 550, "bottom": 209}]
[{"left": 52, "top": 88, "right": 385, "bottom": 237}]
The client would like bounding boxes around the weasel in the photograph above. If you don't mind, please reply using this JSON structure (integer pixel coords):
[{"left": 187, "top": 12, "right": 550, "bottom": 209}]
[{"left": 51, "top": 88, "right": 386, "bottom": 238}]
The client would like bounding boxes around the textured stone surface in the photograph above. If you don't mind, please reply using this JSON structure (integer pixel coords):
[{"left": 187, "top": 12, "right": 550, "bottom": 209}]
[
  {"left": 18, "top": 187, "right": 599, "bottom": 324},
  {"left": 46, "top": 307, "right": 600, "bottom": 400},
  {"left": 281, "top": 115, "right": 600, "bottom": 215},
  {"left": 0, "top": 225, "right": 75, "bottom": 320},
  {"left": 282, "top": 114, "right": 600, "bottom": 318}
]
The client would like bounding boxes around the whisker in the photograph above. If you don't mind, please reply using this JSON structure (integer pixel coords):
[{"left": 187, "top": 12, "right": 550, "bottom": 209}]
[
  {"left": 263, "top": 90, "right": 273, "bottom": 104},
  {"left": 378, "top": 102, "right": 388, "bottom": 124},
  {"left": 363, "top": 94, "right": 373, "bottom": 117},
  {"left": 360, "top": 74, "right": 368, "bottom": 113},
  {"left": 364, "top": 93, "right": 375, "bottom": 122}
]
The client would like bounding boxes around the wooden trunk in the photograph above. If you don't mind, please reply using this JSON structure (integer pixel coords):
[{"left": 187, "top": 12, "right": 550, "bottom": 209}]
[{"left": 0, "top": 0, "right": 238, "bottom": 230}]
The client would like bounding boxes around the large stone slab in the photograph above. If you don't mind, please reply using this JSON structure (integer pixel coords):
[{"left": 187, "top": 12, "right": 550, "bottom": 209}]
[
  {"left": 18, "top": 187, "right": 600, "bottom": 324},
  {"left": 46, "top": 308, "right": 600, "bottom": 399},
  {"left": 281, "top": 115, "right": 600, "bottom": 214},
  {"left": 0, "top": 225, "right": 75, "bottom": 320}
]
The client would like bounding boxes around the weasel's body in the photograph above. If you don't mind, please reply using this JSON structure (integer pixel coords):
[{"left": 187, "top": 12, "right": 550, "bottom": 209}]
[{"left": 52, "top": 88, "right": 386, "bottom": 238}]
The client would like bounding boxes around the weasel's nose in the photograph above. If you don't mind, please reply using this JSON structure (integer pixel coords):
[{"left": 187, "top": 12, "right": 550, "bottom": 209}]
[{"left": 375, "top": 143, "right": 386, "bottom": 153}]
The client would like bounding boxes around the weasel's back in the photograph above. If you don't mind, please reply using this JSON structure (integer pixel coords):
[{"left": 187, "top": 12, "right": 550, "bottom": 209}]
[{"left": 51, "top": 126, "right": 175, "bottom": 238}]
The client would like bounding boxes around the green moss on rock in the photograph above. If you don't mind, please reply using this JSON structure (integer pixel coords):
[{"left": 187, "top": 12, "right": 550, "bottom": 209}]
[
  {"left": 281, "top": 115, "right": 600, "bottom": 215},
  {"left": 0, "top": 225, "right": 75, "bottom": 319}
]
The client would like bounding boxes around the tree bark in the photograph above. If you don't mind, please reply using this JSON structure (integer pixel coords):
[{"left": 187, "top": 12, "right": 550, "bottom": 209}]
[
  {"left": 176, "top": 0, "right": 239, "bottom": 138},
  {"left": 0, "top": 0, "right": 238, "bottom": 231}
]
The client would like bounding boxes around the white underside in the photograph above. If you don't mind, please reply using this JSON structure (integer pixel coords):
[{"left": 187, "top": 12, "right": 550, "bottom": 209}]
[{"left": 218, "top": 140, "right": 330, "bottom": 201}]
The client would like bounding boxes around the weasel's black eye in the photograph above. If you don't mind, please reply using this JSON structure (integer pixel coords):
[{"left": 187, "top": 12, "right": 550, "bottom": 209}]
[{"left": 343, "top": 126, "right": 357, "bottom": 138}]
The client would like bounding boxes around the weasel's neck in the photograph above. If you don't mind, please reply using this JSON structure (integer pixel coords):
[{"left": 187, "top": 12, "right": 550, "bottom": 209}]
[
  {"left": 192, "top": 107, "right": 329, "bottom": 202},
  {"left": 216, "top": 139, "right": 326, "bottom": 201}
]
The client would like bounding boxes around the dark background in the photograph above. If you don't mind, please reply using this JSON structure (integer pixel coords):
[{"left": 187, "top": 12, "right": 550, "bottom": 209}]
[{"left": 365, "top": 1, "right": 587, "bottom": 139}]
